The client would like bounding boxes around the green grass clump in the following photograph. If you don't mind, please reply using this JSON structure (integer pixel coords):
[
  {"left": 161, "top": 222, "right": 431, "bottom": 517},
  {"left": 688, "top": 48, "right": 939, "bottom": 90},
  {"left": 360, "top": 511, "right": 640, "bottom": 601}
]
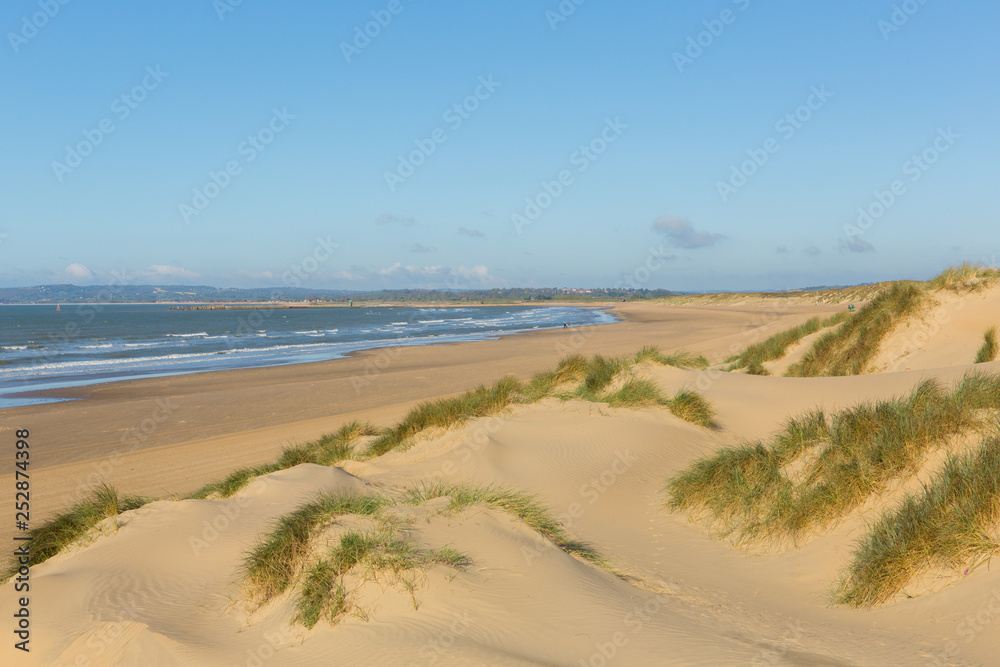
[
  {"left": 189, "top": 464, "right": 283, "bottom": 500},
  {"left": 553, "top": 353, "right": 589, "bottom": 380},
  {"left": 666, "top": 443, "right": 785, "bottom": 534},
  {"left": 407, "top": 482, "right": 610, "bottom": 569},
  {"left": 356, "top": 351, "right": 716, "bottom": 453},
  {"left": 666, "top": 389, "right": 717, "bottom": 429},
  {"left": 666, "top": 374, "right": 1000, "bottom": 545},
  {"left": 242, "top": 492, "right": 392, "bottom": 606},
  {"left": 582, "top": 355, "right": 628, "bottom": 394},
  {"left": 3, "top": 484, "right": 147, "bottom": 579},
  {"left": 366, "top": 376, "right": 525, "bottom": 457},
  {"left": 835, "top": 437, "right": 1000, "bottom": 607},
  {"left": 605, "top": 378, "right": 667, "bottom": 408},
  {"left": 728, "top": 313, "right": 850, "bottom": 372},
  {"left": 250, "top": 482, "right": 610, "bottom": 627},
  {"left": 523, "top": 354, "right": 590, "bottom": 401},
  {"left": 294, "top": 528, "right": 470, "bottom": 628},
  {"left": 189, "top": 421, "right": 379, "bottom": 499},
  {"left": 634, "top": 345, "right": 709, "bottom": 369},
  {"left": 786, "top": 283, "right": 926, "bottom": 377},
  {"left": 295, "top": 558, "right": 348, "bottom": 628},
  {"left": 975, "top": 327, "right": 998, "bottom": 364},
  {"left": 927, "top": 262, "right": 1000, "bottom": 293}
]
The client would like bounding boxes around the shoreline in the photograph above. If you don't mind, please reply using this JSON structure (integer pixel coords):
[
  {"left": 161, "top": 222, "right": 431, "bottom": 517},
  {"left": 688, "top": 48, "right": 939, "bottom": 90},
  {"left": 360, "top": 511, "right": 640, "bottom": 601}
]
[
  {"left": 0, "top": 302, "right": 617, "bottom": 406},
  {"left": 0, "top": 299, "right": 617, "bottom": 308}
]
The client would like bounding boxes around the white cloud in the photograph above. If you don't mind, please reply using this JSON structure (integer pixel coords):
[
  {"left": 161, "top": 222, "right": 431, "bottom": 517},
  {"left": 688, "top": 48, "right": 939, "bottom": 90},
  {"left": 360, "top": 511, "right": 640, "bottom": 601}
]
[
  {"left": 64, "top": 263, "right": 93, "bottom": 279},
  {"left": 143, "top": 264, "right": 201, "bottom": 279},
  {"left": 376, "top": 214, "right": 416, "bottom": 226},
  {"left": 458, "top": 226, "right": 485, "bottom": 238},
  {"left": 378, "top": 263, "right": 444, "bottom": 277},
  {"left": 454, "top": 265, "right": 489, "bottom": 280},
  {"left": 234, "top": 270, "right": 275, "bottom": 282},
  {"left": 841, "top": 238, "right": 875, "bottom": 253},
  {"left": 331, "top": 270, "right": 366, "bottom": 281},
  {"left": 652, "top": 216, "right": 726, "bottom": 249},
  {"left": 371, "top": 263, "right": 502, "bottom": 287}
]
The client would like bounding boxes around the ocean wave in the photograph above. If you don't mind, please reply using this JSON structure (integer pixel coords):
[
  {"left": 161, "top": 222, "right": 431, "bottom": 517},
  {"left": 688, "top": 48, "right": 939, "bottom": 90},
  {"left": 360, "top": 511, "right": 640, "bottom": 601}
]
[{"left": 0, "top": 307, "right": 617, "bottom": 386}]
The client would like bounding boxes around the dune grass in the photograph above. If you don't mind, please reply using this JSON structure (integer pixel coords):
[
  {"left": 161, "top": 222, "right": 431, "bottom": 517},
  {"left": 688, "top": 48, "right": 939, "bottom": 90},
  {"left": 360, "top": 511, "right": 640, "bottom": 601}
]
[
  {"left": 536, "top": 350, "right": 717, "bottom": 426},
  {"left": 242, "top": 492, "right": 392, "bottom": 606},
  {"left": 634, "top": 345, "right": 710, "bottom": 369},
  {"left": 927, "top": 262, "right": 1000, "bottom": 293},
  {"left": 605, "top": 378, "right": 666, "bottom": 408},
  {"left": 666, "top": 373, "right": 1000, "bottom": 546},
  {"left": 189, "top": 421, "right": 378, "bottom": 499},
  {"left": 975, "top": 326, "right": 998, "bottom": 364},
  {"left": 522, "top": 354, "right": 590, "bottom": 401},
  {"left": 294, "top": 527, "right": 470, "bottom": 628},
  {"left": 406, "top": 482, "right": 611, "bottom": 570},
  {"left": 665, "top": 389, "right": 718, "bottom": 429},
  {"left": 366, "top": 376, "right": 525, "bottom": 457},
  {"left": 835, "top": 436, "right": 1000, "bottom": 607},
  {"left": 3, "top": 484, "right": 147, "bottom": 580},
  {"left": 727, "top": 313, "right": 850, "bottom": 372},
  {"left": 369, "top": 351, "right": 718, "bottom": 456},
  {"left": 785, "top": 282, "right": 927, "bottom": 377},
  {"left": 586, "top": 375, "right": 716, "bottom": 428},
  {"left": 581, "top": 354, "right": 629, "bottom": 394},
  {"left": 723, "top": 263, "right": 998, "bottom": 377},
  {"left": 246, "top": 482, "right": 611, "bottom": 622}
]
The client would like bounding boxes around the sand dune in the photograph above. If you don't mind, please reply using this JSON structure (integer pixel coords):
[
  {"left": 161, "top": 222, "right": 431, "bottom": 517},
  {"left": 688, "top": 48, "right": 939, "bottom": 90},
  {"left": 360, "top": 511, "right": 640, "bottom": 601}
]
[
  {"left": 874, "top": 285, "right": 1000, "bottom": 372},
  {"left": 4, "top": 293, "right": 1000, "bottom": 665}
]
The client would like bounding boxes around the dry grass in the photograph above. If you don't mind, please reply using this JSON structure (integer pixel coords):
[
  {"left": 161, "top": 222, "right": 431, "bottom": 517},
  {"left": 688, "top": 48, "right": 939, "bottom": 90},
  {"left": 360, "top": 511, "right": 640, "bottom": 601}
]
[
  {"left": 189, "top": 421, "right": 379, "bottom": 499},
  {"left": 727, "top": 313, "right": 849, "bottom": 372},
  {"left": 245, "top": 482, "right": 614, "bottom": 625},
  {"left": 242, "top": 492, "right": 392, "bottom": 606},
  {"left": 294, "top": 527, "right": 469, "bottom": 628},
  {"left": 3, "top": 484, "right": 147, "bottom": 580},
  {"left": 634, "top": 345, "right": 709, "bottom": 369},
  {"left": 835, "top": 436, "right": 1000, "bottom": 607},
  {"left": 927, "top": 262, "right": 1000, "bottom": 293},
  {"left": 786, "top": 282, "right": 927, "bottom": 377},
  {"left": 666, "top": 373, "right": 1000, "bottom": 546},
  {"left": 975, "top": 326, "right": 998, "bottom": 364},
  {"left": 665, "top": 389, "right": 717, "bottom": 429},
  {"left": 406, "top": 482, "right": 612, "bottom": 570},
  {"left": 366, "top": 377, "right": 525, "bottom": 457}
]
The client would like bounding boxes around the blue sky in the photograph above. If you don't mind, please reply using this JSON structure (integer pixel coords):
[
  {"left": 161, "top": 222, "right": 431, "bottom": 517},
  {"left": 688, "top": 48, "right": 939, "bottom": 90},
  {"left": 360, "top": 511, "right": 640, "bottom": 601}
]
[{"left": 1, "top": 0, "right": 997, "bottom": 292}]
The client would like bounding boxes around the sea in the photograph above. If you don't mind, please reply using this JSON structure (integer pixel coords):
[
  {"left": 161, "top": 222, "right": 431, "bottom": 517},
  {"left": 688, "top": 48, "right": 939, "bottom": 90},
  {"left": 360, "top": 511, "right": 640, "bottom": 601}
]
[{"left": 0, "top": 304, "right": 616, "bottom": 408}]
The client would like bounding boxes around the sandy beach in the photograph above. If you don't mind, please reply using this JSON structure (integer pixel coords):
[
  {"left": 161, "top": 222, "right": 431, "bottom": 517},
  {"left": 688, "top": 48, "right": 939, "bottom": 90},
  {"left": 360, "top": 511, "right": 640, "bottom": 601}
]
[{"left": 4, "top": 288, "right": 1000, "bottom": 665}]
